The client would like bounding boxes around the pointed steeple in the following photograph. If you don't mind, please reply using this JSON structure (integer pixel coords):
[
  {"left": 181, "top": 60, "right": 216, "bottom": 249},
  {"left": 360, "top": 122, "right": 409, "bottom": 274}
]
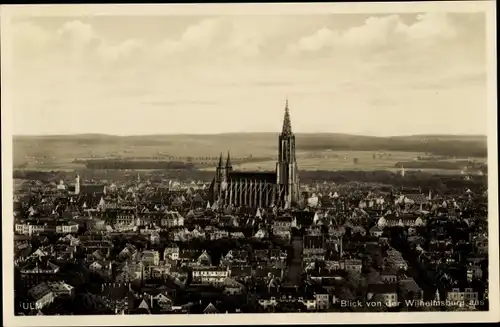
[
  {"left": 225, "top": 151, "right": 232, "bottom": 169},
  {"left": 218, "top": 153, "right": 224, "bottom": 168},
  {"left": 281, "top": 97, "right": 292, "bottom": 136}
]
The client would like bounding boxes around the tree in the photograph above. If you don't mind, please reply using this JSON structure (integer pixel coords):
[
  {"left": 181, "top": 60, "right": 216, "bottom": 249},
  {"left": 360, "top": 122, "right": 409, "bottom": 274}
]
[
  {"left": 72, "top": 293, "right": 112, "bottom": 315},
  {"left": 366, "top": 270, "right": 381, "bottom": 284},
  {"left": 87, "top": 272, "right": 106, "bottom": 294},
  {"left": 346, "top": 271, "right": 367, "bottom": 299},
  {"left": 336, "top": 285, "right": 356, "bottom": 302}
]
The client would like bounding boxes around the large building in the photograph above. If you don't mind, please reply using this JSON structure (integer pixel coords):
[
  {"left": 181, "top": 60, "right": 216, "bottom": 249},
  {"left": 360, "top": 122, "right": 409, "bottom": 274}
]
[{"left": 209, "top": 100, "right": 299, "bottom": 208}]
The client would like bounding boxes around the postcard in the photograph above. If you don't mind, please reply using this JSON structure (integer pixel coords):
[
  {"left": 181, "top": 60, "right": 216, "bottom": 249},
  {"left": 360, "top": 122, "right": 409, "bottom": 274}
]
[{"left": 1, "top": 1, "right": 498, "bottom": 326}]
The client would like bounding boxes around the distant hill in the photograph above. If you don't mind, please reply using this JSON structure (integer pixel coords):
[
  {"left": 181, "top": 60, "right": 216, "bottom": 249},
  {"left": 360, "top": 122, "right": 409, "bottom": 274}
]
[
  {"left": 13, "top": 132, "right": 487, "bottom": 145},
  {"left": 294, "top": 133, "right": 487, "bottom": 157},
  {"left": 13, "top": 133, "right": 487, "bottom": 169}
]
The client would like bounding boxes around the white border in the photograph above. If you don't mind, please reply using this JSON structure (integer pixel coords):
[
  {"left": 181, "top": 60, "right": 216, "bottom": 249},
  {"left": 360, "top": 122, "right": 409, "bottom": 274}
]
[
  {"left": 0, "top": 1, "right": 495, "bottom": 16},
  {"left": 1, "top": 2, "right": 498, "bottom": 326}
]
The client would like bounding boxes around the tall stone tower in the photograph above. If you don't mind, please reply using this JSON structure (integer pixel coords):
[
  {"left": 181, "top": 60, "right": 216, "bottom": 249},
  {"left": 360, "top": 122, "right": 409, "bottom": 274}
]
[
  {"left": 214, "top": 153, "right": 225, "bottom": 197},
  {"left": 276, "top": 98, "right": 299, "bottom": 205},
  {"left": 225, "top": 151, "right": 233, "bottom": 175},
  {"left": 75, "top": 175, "right": 81, "bottom": 195}
]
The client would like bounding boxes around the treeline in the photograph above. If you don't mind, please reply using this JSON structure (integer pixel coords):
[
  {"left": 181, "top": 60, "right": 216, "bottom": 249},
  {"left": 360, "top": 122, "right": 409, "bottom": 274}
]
[
  {"left": 73, "top": 157, "right": 272, "bottom": 168},
  {"left": 299, "top": 138, "right": 487, "bottom": 158},
  {"left": 84, "top": 160, "right": 195, "bottom": 170},
  {"left": 13, "top": 169, "right": 487, "bottom": 194},
  {"left": 395, "top": 161, "right": 464, "bottom": 170},
  {"left": 300, "top": 170, "right": 487, "bottom": 192}
]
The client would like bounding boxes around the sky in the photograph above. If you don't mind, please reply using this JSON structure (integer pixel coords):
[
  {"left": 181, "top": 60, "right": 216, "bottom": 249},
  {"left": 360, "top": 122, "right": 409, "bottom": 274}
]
[{"left": 7, "top": 10, "right": 489, "bottom": 136}]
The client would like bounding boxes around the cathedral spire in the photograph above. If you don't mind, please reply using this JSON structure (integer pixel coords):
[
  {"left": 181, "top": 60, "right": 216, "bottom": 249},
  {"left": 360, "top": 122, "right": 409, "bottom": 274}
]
[
  {"left": 218, "top": 153, "right": 224, "bottom": 168},
  {"left": 282, "top": 97, "right": 292, "bottom": 136},
  {"left": 226, "top": 151, "right": 232, "bottom": 169}
]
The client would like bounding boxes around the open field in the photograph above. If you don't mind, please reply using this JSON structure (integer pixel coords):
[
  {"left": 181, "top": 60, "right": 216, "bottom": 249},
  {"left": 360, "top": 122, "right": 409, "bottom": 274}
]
[
  {"left": 233, "top": 150, "right": 427, "bottom": 171},
  {"left": 204, "top": 150, "right": 485, "bottom": 174},
  {"left": 13, "top": 133, "right": 487, "bottom": 172}
]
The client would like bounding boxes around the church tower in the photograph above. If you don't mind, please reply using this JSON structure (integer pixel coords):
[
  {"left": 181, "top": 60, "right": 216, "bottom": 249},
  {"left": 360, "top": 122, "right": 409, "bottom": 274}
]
[
  {"left": 75, "top": 175, "right": 80, "bottom": 195},
  {"left": 216, "top": 153, "right": 225, "bottom": 181},
  {"left": 276, "top": 98, "right": 299, "bottom": 205},
  {"left": 213, "top": 153, "right": 224, "bottom": 197},
  {"left": 225, "top": 151, "right": 233, "bottom": 174}
]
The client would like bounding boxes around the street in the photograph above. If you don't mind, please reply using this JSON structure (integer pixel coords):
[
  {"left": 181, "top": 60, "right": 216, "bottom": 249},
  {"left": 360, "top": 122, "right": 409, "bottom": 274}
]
[{"left": 284, "top": 236, "right": 303, "bottom": 286}]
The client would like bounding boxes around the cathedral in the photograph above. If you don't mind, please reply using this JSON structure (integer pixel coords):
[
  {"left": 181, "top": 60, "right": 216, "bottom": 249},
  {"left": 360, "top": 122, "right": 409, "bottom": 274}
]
[{"left": 209, "top": 100, "right": 299, "bottom": 208}]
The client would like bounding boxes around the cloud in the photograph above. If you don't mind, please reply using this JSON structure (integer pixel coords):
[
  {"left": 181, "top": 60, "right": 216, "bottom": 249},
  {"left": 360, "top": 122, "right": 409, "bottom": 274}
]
[
  {"left": 57, "top": 20, "right": 98, "bottom": 47},
  {"left": 8, "top": 14, "right": 487, "bottom": 136},
  {"left": 154, "top": 17, "right": 301, "bottom": 59},
  {"left": 289, "top": 27, "right": 338, "bottom": 54},
  {"left": 11, "top": 19, "right": 145, "bottom": 68},
  {"left": 182, "top": 18, "right": 226, "bottom": 48},
  {"left": 401, "top": 13, "right": 458, "bottom": 41},
  {"left": 341, "top": 15, "right": 403, "bottom": 49},
  {"left": 287, "top": 13, "right": 459, "bottom": 56},
  {"left": 10, "top": 13, "right": 480, "bottom": 69},
  {"left": 56, "top": 21, "right": 146, "bottom": 65},
  {"left": 284, "top": 12, "right": 486, "bottom": 97},
  {"left": 156, "top": 18, "right": 228, "bottom": 56},
  {"left": 97, "top": 38, "right": 143, "bottom": 63}
]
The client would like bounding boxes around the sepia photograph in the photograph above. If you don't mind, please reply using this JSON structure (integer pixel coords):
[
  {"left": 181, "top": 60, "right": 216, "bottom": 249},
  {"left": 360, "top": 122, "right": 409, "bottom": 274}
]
[{"left": 1, "top": 1, "right": 498, "bottom": 326}]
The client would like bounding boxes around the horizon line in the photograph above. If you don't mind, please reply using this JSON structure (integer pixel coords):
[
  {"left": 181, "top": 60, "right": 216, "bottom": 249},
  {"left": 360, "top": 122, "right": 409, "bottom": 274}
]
[{"left": 12, "top": 132, "right": 488, "bottom": 138}]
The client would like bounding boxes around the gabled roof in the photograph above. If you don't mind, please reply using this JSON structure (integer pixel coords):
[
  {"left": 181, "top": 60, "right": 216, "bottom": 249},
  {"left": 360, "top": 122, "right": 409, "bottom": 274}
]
[
  {"left": 203, "top": 302, "right": 220, "bottom": 314},
  {"left": 197, "top": 250, "right": 211, "bottom": 263},
  {"left": 192, "top": 193, "right": 204, "bottom": 203},
  {"left": 137, "top": 299, "right": 151, "bottom": 312},
  {"left": 399, "top": 277, "right": 422, "bottom": 293}
]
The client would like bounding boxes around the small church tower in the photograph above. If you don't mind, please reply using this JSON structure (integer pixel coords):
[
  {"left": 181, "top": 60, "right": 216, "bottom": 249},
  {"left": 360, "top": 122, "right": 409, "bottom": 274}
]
[
  {"left": 400, "top": 165, "right": 405, "bottom": 178},
  {"left": 215, "top": 153, "right": 224, "bottom": 181},
  {"left": 225, "top": 151, "right": 233, "bottom": 175},
  {"left": 75, "top": 175, "right": 80, "bottom": 195},
  {"left": 213, "top": 153, "right": 225, "bottom": 198}
]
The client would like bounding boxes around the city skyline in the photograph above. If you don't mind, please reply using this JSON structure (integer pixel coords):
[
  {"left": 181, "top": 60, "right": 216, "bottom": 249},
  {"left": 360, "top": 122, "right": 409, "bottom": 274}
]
[
  {"left": 8, "top": 11, "right": 489, "bottom": 136},
  {"left": 2, "top": 2, "right": 498, "bottom": 326}
]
